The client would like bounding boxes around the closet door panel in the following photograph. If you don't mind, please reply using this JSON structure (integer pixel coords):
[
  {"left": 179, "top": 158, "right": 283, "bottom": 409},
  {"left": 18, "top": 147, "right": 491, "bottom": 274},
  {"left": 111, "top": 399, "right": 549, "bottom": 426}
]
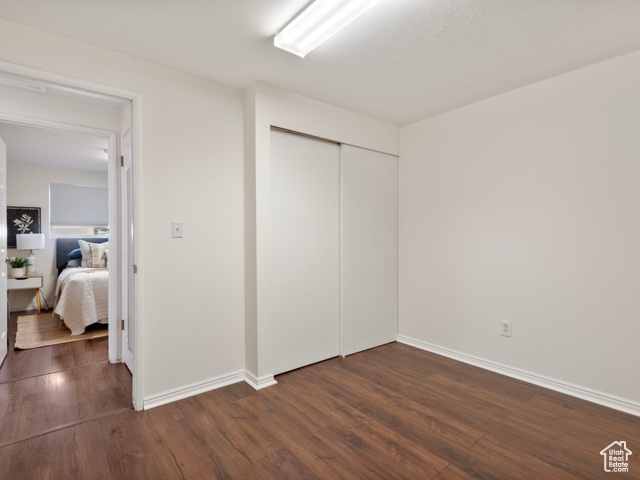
[
  {"left": 270, "top": 130, "right": 340, "bottom": 375},
  {"left": 341, "top": 145, "right": 398, "bottom": 356}
]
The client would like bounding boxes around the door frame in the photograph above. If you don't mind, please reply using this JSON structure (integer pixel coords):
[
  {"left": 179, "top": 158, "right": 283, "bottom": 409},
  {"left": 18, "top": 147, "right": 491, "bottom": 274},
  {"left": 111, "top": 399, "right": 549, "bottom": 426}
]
[
  {"left": 0, "top": 135, "right": 6, "bottom": 368},
  {"left": 120, "top": 128, "right": 134, "bottom": 374},
  {"left": 0, "top": 60, "right": 143, "bottom": 410}
]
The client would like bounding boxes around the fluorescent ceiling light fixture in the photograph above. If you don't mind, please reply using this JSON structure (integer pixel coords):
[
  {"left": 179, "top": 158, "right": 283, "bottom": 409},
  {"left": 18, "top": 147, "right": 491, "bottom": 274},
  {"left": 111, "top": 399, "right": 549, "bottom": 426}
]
[{"left": 274, "top": 0, "right": 382, "bottom": 58}]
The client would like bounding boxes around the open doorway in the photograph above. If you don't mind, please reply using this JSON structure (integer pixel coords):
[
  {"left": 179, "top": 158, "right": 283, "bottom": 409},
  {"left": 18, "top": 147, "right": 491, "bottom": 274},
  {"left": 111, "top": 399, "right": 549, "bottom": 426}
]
[{"left": 0, "top": 67, "right": 139, "bottom": 412}]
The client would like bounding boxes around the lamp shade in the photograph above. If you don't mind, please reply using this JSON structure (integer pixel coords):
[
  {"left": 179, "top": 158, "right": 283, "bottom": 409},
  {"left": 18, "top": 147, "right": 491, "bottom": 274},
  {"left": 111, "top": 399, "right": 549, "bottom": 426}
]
[{"left": 16, "top": 233, "right": 45, "bottom": 251}]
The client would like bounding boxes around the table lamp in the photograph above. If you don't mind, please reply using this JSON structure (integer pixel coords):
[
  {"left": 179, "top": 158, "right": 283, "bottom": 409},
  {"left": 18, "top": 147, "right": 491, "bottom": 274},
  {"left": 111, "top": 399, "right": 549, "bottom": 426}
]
[{"left": 16, "top": 233, "right": 45, "bottom": 275}]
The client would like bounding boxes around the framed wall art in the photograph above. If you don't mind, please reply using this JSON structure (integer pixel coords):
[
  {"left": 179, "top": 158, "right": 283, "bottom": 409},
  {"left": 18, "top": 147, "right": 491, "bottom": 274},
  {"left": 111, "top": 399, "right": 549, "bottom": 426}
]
[{"left": 7, "top": 206, "right": 41, "bottom": 248}]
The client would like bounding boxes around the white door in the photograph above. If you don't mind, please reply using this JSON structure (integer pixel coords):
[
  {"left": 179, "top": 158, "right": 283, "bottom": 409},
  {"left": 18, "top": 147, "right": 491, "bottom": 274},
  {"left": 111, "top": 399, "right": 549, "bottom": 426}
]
[
  {"left": 269, "top": 129, "right": 341, "bottom": 375},
  {"left": 0, "top": 136, "right": 7, "bottom": 366},
  {"left": 340, "top": 145, "right": 398, "bottom": 356},
  {"left": 120, "top": 130, "right": 134, "bottom": 373}
]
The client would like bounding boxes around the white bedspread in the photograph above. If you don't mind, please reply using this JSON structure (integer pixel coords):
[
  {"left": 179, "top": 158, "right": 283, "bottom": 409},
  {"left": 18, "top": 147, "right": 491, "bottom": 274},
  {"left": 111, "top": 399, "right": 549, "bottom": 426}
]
[{"left": 54, "top": 268, "right": 109, "bottom": 335}]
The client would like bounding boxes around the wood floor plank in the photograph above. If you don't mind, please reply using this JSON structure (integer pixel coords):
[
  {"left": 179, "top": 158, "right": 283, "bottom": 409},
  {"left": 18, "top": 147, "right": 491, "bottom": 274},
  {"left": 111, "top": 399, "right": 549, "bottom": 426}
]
[
  {"left": 434, "top": 464, "right": 481, "bottom": 480},
  {"left": 294, "top": 367, "right": 451, "bottom": 476},
  {"left": 312, "top": 421, "right": 427, "bottom": 480},
  {"left": 260, "top": 384, "right": 335, "bottom": 433},
  {"left": 499, "top": 413, "right": 621, "bottom": 477},
  {"left": 86, "top": 410, "right": 181, "bottom": 479},
  {"left": 472, "top": 435, "right": 591, "bottom": 480},
  {"left": 192, "top": 390, "right": 281, "bottom": 462},
  {"left": 278, "top": 365, "right": 455, "bottom": 476},
  {"left": 0, "top": 311, "right": 109, "bottom": 383},
  {"left": 400, "top": 380, "right": 513, "bottom": 426},
  {"left": 196, "top": 384, "right": 369, "bottom": 478},
  {"left": 2, "top": 333, "right": 639, "bottom": 479},
  {"left": 321, "top": 361, "right": 405, "bottom": 408},
  {"left": 1, "top": 413, "right": 155, "bottom": 480},
  {"left": 427, "top": 372, "right": 539, "bottom": 413},
  {"left": 230, "top": 387, "right": 329, "bottom": 456},
  {"left": 257, "top": 448, "right": 331, "bottom": 480},
  {"left": 0, "top": 362, "right": 131, "bottom": 445},
  {"left": 321, "top": 362, "right": 485, "bottom": 448},
  {"left": 506, "top": 406, "right": 629, "bottom": 455},
  {"left": 525, "top": 394, "right": 640, "bottom": 444},
  {"left": 334, "top": 352, "right": 419, "bottom": 391},
  {"left": 359, "top": 341, "right": 459, "bottom": 377},
  {"left": 146, "top": 401, "right": 269, "bottom": 480},
  {"left": 435, "top": 360, "right": 541, "bottom": 403}
]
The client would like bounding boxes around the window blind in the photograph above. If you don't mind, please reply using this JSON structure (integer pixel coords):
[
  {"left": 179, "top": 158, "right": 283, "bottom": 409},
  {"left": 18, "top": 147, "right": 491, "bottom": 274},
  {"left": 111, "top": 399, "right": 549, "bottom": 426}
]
[{"left": 50, "top": 183, "right": 108, "bottom": 226}]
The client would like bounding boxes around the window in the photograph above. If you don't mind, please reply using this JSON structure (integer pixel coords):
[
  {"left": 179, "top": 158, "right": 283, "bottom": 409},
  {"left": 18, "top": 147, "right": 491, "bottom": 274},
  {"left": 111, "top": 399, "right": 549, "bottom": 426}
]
[{"left": 49, "top": 183, "right": 108, "bottom": 236}]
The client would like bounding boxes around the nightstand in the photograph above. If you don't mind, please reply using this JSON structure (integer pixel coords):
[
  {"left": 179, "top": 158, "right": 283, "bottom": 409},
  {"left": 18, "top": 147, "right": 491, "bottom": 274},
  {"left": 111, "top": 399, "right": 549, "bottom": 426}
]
[{"left": 8, "top": 275, "right": 44, "bottom": 314}]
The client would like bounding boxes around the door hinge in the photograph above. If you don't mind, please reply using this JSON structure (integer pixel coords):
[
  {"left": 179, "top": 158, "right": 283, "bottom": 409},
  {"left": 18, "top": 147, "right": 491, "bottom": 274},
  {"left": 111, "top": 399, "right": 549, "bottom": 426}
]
[
  {"left": 120, "top": 155, "right": 124, "bottom": 167},
  {"left": 121, "top": 319, "right": 125, "bottom": 330},
  {"left": 133, "top": 264, "right": 138, "bottom": 274}
]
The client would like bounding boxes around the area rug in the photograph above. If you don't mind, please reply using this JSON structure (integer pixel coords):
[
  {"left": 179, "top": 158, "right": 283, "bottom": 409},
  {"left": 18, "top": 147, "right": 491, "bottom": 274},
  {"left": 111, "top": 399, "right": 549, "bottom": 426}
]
[{"left": 14, "top": 314, "right": 108, "bottom": 350}]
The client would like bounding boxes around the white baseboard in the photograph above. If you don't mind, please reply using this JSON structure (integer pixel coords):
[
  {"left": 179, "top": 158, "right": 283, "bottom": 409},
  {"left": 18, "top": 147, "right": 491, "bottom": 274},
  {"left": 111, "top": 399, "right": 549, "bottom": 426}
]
[
  {"left": 10, "top": 301, "right": 42, "bottom": 313},
  {"left": 397, "top": 334, "right": 640, "bottom": 418},
  {"left": 244, "top": 371, "right": 278, "bottom": 390},
  {"left": 143, "top": 369, "right": 279, "bottom": 409},
  {"left": 143, "top": 370, "right": 245, "bottom": 410}
]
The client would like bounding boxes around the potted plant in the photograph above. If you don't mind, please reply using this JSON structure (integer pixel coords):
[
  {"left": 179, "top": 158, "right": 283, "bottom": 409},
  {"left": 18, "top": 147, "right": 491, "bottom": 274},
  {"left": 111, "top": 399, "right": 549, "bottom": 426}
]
[{"left": 10, "top": 257, "right": 30, "bottom": 277}]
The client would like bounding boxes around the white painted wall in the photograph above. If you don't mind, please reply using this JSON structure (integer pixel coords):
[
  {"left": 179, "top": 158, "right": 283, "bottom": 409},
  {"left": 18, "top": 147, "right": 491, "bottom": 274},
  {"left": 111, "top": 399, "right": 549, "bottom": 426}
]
[
  {"left": 245, "top": 83, "right": 399, "bottom": 379},
  {"left": 0, "top": 18, "right": 246, "bottom": 404},
  {"left": 399, "top": 50, "right": 640, "bottom": 407},
  {"left": 6, "top": 162, "right": 107, "bottom": 311}
]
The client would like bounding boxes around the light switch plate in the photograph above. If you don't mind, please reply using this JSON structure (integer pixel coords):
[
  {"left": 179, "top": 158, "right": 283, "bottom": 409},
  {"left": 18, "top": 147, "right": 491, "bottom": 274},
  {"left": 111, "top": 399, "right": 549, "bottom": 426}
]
[{"left": 172, "top": 221, "right": 183, "bottom": 238}]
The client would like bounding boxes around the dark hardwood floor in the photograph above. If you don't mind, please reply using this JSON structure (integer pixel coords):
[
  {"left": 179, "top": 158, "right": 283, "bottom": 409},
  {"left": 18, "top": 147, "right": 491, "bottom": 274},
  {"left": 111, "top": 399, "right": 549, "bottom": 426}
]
[
  {"left": 1, "top": 311, "right": 639, "bottom": 479},
  {"left": 0, "top": 311, "right": 132, "bottom": 449}
]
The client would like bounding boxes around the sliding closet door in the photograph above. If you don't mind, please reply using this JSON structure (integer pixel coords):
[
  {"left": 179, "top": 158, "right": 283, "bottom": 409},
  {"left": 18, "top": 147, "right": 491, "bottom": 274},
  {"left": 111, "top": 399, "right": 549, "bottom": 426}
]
[
  {"left": 270, "top": 129, "right": 340, "bottom": 375},
  {"left": 340, "top": 145, "right": 398, "bottom": 356}
]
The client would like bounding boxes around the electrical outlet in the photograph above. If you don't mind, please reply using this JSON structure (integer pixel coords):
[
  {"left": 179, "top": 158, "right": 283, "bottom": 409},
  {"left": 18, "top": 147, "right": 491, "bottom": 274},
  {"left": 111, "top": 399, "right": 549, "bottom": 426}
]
[{"left": 500, "top": 320, "right": 512, "bottom": 337}]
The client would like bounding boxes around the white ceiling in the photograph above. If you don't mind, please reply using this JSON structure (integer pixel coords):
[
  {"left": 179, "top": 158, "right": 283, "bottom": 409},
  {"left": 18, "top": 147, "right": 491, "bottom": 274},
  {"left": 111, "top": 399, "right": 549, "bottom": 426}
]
[
  {"left": 0, "top": 122, "right": 108, "bottom": 172},
  {"left": 1, "top": 0, "right": 640, "bottom": 126}
]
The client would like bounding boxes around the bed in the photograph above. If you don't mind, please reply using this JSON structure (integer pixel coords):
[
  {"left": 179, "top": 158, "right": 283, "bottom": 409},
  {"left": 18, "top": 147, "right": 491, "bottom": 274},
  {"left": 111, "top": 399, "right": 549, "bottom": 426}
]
[{"left": 54, "top": 237, "right": 109, "bottom": 335}]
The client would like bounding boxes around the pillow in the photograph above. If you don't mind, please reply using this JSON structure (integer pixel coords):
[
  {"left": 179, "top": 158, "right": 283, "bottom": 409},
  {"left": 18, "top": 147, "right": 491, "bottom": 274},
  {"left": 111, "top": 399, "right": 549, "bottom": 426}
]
[
  {"left": 67, "top": 248, "right": 82, "bottom": 260},
  {"left": 87, "top": 242, "right": 108, "bottom": 268},
  {"left": 65, "top": 258, "right": 82, "bottom": 268},
  {"left": 78, "top": 240, "right": 109, "bottom": 268}
]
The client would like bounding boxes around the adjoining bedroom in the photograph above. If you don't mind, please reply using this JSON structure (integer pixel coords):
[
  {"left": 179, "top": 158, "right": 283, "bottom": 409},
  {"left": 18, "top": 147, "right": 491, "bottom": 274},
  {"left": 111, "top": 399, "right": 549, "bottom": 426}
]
[{"left": 0, "top": 78, "right": 136, "bottom": 441}]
